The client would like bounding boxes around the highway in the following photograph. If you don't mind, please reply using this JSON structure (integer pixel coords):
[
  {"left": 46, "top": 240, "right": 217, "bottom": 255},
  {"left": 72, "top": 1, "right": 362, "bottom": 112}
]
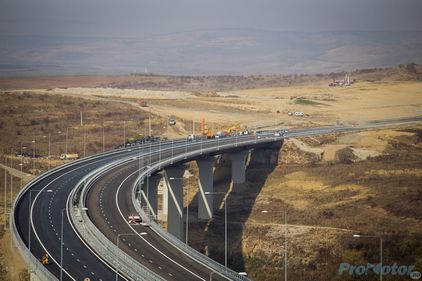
[
  {"left": 14, "top": 149, "right": 143, "bottom": 280},
  {"left": 12, "top": 116, "right": 421, "bottom": 281},
  {"left": 84, "top": 136, "right": 267, "bottom": 281}
]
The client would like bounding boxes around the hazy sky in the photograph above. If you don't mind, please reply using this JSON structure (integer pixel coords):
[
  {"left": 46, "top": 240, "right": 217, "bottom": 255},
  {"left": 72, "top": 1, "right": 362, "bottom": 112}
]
[{"left": 1, "top": 0, "right": 422, "bottom": 38}]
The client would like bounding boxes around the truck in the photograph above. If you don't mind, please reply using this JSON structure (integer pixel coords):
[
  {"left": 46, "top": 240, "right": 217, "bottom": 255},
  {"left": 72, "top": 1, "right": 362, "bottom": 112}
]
[
  {"left": 60, "top": 153, "right": 79, "bottom": 160},
  {"left": 138, "top": 100, "right": 148, "bottom": 107},
  {"left": 187, "top": 134, "right": 198, "bottom": 141}
]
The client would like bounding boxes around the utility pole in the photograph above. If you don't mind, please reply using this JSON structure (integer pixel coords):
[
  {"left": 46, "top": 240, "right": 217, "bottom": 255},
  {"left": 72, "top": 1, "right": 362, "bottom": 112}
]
[
  {"left": 149, "top": 116, "right": 152, "bottom": 167},
  {"left": 102, "top": 124, "right": 105, "bottom": 152},
  {"left": 284, "top": 212, "right": 288, "bottom": 281},
  {"left": 123, "top": 120, "right": 126, "bottom": 146},
  {"left": 83, "top": 129, "right": 86, "bottom": 157},
  {"left": 81, "top": 110, "right": 86, "bottom": 157},
  {"left": 4, "top": 155, "right": 7, "bottom": 228},
  {"left": 20, "top": 143, "right": 23, "bottom": 189},
  {"left": 32, "top": 136, "right": 35, "bottom": 171},
  {"left": 10, "top": 159, "right": 12, "bottom": 211},
  {"left": 48, "top": 133, "right": 51, "bottom": 170},
  {"left": 65, "top": 127, "right": 68, "bottom": 158}
]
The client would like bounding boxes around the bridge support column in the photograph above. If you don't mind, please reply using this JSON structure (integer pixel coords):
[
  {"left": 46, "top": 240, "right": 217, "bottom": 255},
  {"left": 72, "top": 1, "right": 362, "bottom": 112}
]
[
  {"left": 162, "top": 180, "right": 168, "bottom": 218},
  {"left": 196, "top": 158, "right": 214, "bottom": 219},
  {"left": 163, "top": 165, "right": 186, "bottom": 241},
  {"left": 140, "top": 174, "right": 160, "bottom": 219},
  {"left": 231, "top": 150, "right": 248, "bottom": 184}
]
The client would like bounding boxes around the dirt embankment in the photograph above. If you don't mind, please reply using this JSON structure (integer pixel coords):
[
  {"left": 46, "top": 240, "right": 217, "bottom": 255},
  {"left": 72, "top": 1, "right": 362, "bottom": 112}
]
[{"left": 186, "top": 126, "right": 422, "bottom": 281}]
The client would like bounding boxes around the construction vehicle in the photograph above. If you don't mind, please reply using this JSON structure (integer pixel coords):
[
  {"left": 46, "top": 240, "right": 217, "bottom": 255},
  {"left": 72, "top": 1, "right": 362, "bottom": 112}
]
[
  {"left": 128, "top": 215, "right": 142, "bottom": 224},
  {"left": 59, "top": 153, "right": 79, "bottom": 160},
  {"left": 201, "top": 118, "right": 215, "bottom": 139},
  {"left": 226, "top": 125, "right": 241, "bottom": 135},
  {"left": 40, "top": 253, "right": 51, "bottom": 265}
]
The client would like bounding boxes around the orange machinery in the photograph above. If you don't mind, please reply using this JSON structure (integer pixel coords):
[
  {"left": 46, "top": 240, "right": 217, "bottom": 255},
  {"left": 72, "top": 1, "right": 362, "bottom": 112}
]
[{"left": 201, "top": 118, "right": 215, "bottom": 139}]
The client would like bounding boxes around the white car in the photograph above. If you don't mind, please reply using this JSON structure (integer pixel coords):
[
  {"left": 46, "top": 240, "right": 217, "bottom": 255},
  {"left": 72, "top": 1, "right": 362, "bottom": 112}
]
[
  {"left": 274, "top": 132, "right": 281, "bottom": 137},
  {"left": 294, "top": 112, "right": 305, "bottom": 116}
]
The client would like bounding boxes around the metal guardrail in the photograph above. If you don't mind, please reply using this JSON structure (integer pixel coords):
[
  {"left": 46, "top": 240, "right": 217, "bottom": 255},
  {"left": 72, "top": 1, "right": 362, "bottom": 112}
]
[
  {"left": 9, "top": 150, "right": 110, "bottom": 281},
  {"left": 131, "top": 136, "right": 280, "bottom": 281},
  {"left": 9, "top": 213, "right": 57, "bottom": 281},
  {"left": 9, "top": 143, "right": 169, "bottom": 281},
  {"left": 9, "top": 133, "right": 279, "bottom": 281},
  {"left": 12, "top": 120, "right": 421, "bottom": 280},
  {"left": 69, "top": 157, "right": 166, "bottom": 281}
]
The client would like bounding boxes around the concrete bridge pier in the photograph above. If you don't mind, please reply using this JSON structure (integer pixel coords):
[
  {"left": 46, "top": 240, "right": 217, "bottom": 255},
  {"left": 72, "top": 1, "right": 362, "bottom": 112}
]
[
  {"left": 163, "top": 165, "right": 186, "bottom": 241},
  {"left": 162, "top": 180, "right": 168, "bottom": 219},
  {"left": 140, "top": 173, "right": 160, "bottom": 219},
  {"left": 230, "top": 150, "right": 249, "bottom": 184},
  {"left": 196, "top": 157, "right": 215, "bottom": 220}
]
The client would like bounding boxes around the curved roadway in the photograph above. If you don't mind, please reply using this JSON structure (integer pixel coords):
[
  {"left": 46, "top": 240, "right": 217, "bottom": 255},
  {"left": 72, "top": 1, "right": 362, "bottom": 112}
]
[
  {"left": 13, "top": 116, "right": 421, "bottom": 281},
  {"left": 85, "top": 136, "right": 266, "bottom": 281}
]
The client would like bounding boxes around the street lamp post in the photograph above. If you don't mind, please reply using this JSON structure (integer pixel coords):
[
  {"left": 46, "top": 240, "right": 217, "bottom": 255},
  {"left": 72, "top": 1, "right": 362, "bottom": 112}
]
[
  {"left": 262, "top": 210, "right": 288, "bottom": 281},
  {"left": 3, "top": 156, "right": 7, "bottom": 230},
  {"left": 200, "top": 136, "right": 203, "bottom": 154},
  {"left": 185, "top": 136, "right": 188, "bottom": 159},
  {"left": 171, "top": 139, "right": 174, "bottom": 164},
  {"left": 102, "top": 124, "right": 105, "bottom": 152},
  {"left": 32, "top": 137, "right": 35, "bottom": 171},
  {"left": 159, "top": 138, "right": 162, "bottom": 169},
  {"left": 123, "top": 120, "right": 126, "bottom": 147},
  {"left": 28, "top": 189, "right": 53, "bottom": 272},
  {"left": 65, "top": 127, "right": 68, "bottom": 159},
  {"left": 9, "top": 152, "right": 13, "bottom": 208},
  {"left": 60, "top": 208, "right": 66, "bottom": 281},
  {"left": 47, "top": 133, "right": 51, "bottom": 170},
  {"left": 31, "top": 135, "right": 47, "bottom": 171},
  {"left": 353, "top": 234, "right": 383, "bottom": 281},
  {"left": 20, "top": 143, "right": 28, "bottom": 189},
  {"left": 116, "top": 232, "right": 147, "bottom": 281},
  {"left": 205, "top": 191, "right": 227, "bottom": 267}
]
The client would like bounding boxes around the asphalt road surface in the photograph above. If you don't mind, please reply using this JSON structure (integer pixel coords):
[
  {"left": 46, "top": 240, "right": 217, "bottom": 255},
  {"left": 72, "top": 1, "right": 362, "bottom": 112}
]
[{"left": 13, "top": 116, "right": 421, "bottom": 280}]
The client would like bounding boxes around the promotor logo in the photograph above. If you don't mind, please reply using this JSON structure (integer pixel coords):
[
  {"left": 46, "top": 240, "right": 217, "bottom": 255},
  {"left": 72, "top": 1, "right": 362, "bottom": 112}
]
[{"left": 338, "top": 263, "right": 420, "bottom": 279}]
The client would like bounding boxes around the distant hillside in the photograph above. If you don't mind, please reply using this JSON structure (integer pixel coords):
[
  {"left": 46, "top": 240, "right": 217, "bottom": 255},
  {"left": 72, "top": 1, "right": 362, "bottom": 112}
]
[
  {"left": 0, "top": 63, "right": 421, "bottom": 91},
  {"left": 1, "top": 29, "right": 422, "bottom": 76},
  {"left": 351, "top": 63, "right": 422, "bottom": 82}
]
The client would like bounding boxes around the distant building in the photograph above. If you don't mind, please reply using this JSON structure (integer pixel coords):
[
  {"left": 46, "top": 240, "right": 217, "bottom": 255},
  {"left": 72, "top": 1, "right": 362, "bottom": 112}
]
[{"left": 329, "top": 74, "right": 355, "bottom": 87}]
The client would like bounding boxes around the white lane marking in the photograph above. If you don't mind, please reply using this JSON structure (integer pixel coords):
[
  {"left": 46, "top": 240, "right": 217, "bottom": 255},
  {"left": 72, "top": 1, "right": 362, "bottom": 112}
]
[
  {"left": 115, "top": 169, "right": 206, "bottom": 281},
  {"left": 30, "top": 152, "right": 140, "bottom": 281}
]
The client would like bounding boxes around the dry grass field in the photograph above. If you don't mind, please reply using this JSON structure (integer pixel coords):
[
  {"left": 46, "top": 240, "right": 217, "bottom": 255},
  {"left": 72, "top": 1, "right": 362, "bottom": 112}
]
[
  {"left": 185, "top": 126, "right": 422, "bottom": 281},
  {"left": 0, "top": 91, "right": 165, "bottom": 280},
  {"left": 0, "top": 66, "right": 421, "bottom": 280},
  {"left": 9, "top": 79, "right": 422, "bottom": 133}
]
